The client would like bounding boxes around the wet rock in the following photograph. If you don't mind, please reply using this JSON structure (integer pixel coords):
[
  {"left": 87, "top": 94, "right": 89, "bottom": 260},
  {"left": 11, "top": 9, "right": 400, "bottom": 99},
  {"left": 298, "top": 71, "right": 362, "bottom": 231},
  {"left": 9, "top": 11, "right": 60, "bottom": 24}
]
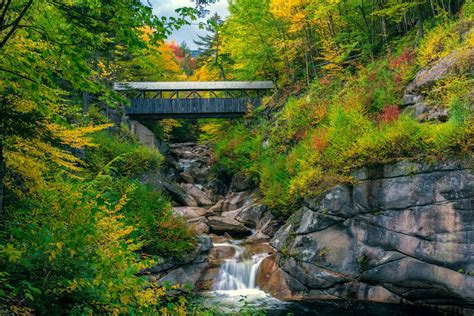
[
  {"left": 279, "top": 256, "right": 351, "bottom": 289},
  {"left": 257, "top": 255, "right": 306, "bottom": 300},
  {"left": 181, "top": 183, "right": 214, "bottom": 206},
  {"left": 208, "top": 233, "right": 231, "bottom": 244},
  {"left": 208, "top": 216, "right": 252, "bottom": 235},
  {"left": 245, "top": 243, "right": 274, "bottom": 256},
  {"left": 208, "top": 245, "right": 236, "bottom": 264},
  {"left": 207, "top": 178, "right": 228, "bottom": 197},
  {"left": 190, "top": 167, "right": 209, "bottom": 184},
  {"left": 182, "top": 262, "right": 209, "bottom": 285},
  {"left": 196, "top": 267, "right": 220, "bottom": 290}
]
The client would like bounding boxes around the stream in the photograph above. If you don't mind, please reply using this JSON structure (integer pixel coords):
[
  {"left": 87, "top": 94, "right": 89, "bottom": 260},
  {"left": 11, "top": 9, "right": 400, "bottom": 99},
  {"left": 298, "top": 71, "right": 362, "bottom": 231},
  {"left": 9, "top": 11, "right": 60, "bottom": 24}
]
[{"left": 199, "top": 239, "right": 448, "bottom": 316}]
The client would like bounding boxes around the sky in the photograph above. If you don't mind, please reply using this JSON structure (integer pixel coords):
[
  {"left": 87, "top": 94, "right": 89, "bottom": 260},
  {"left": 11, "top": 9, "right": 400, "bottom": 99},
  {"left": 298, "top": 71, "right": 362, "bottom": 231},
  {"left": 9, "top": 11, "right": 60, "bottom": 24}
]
[{"left": 148, "top": 0, "right": 229, "bottom": 49}]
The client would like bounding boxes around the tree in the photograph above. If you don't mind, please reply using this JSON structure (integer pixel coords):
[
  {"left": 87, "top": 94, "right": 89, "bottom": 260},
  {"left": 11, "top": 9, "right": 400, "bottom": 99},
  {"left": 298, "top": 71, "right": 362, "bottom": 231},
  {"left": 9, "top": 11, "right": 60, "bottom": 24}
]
[
  {"left": 194, "top": 14, "right": 232, "bottom": 80},
  {"left": 0, "top": 0, "right": 192, "bottom": 213},
  {"left": 222, "top": 0, "right": 282, "bottom": 81}
]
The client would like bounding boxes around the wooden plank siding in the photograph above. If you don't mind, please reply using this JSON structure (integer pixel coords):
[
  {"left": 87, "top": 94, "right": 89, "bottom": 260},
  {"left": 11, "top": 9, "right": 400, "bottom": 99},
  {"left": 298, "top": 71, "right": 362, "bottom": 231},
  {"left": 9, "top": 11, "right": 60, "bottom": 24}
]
[{"left": 125, "top": 97, "right": 260, "bottom": 119}]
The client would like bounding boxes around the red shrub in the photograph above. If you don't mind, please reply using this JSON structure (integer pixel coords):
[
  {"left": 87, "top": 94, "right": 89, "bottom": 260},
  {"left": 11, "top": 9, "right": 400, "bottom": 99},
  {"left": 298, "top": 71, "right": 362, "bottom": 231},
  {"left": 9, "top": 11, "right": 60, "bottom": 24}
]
[
  {"left": 312, "top": 131, "right": 328, "bottom": 151},
  {"left": 378, "top": 104, "right": 400, "bottom": 123}
]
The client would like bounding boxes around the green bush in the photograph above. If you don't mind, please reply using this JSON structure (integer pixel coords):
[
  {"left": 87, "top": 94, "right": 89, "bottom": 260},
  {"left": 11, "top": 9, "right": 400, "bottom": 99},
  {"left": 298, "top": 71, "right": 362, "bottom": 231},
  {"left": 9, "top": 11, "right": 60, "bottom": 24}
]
[
  {"left": 94, "top": 176, "right": 195, "bottom": 257},
  {"left": 87, "top": 131, "right": 163, "bottom": 177}
]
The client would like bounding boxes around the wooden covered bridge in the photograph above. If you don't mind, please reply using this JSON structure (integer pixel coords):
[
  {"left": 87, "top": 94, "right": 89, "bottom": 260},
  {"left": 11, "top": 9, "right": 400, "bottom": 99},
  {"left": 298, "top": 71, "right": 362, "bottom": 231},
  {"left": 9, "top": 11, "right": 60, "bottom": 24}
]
[{"left": 114, "top": 81, "right": 274, "bottom": 119}]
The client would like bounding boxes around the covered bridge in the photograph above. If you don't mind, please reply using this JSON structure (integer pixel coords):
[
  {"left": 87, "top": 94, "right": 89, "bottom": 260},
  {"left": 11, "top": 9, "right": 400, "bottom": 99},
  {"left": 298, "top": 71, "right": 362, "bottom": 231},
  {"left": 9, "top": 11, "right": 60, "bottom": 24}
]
[{"left": 114, "top": 81, "right": 274, "bottom": 119}]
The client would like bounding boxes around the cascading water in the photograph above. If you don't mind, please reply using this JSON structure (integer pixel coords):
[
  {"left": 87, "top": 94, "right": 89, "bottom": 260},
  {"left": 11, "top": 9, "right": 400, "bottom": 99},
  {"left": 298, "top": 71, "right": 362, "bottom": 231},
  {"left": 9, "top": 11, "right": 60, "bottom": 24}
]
[{"left": 213, "top": 242, "right": 269, "bottom": 292}]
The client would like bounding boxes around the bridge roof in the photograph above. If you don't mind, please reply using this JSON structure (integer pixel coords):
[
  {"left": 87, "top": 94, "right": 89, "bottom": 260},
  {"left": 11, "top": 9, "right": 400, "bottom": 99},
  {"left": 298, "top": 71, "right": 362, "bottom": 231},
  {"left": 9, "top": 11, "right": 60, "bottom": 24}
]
[{"left": 113, "top": 81, "right": 274, "bottom": 91}]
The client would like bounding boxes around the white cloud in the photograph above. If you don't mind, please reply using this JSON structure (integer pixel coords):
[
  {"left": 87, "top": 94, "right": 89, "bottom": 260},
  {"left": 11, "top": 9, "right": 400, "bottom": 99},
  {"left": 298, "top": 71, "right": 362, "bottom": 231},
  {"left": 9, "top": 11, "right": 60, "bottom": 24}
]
[{"left": 148, "top": 0, "right": 229, "bottom": 49}]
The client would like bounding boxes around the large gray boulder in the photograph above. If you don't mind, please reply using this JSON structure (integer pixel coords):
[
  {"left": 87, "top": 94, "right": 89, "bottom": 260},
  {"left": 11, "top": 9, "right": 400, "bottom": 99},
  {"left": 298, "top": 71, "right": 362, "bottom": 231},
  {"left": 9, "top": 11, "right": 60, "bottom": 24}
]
[
  {"left": 402, "top": 48, "right": 474, "bottom": 122},
  {"left": 268, "top": 159, "right": 474, "bottom": 310},
  {"left": 180, "top": 183, "right": 214, "bottom": 206},
  {"left": 173, "top": 206, "right": 208, "bottom": 219},
  {"left": 207, "top": 216, "right": 252, "bottom": 235}
]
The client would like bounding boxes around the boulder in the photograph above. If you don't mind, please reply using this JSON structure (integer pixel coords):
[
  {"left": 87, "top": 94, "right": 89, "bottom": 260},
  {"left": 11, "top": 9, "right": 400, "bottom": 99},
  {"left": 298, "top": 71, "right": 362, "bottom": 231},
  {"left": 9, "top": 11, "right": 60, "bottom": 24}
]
[
  {"left": 196, "top": 267, "right": 220, "bottom": 290},
  {"left": 180, "top": 172, "right": 195, "bottom": 184},
  {"left": 235, "top": 204, "right": 267, "bottom": 228},
  {"left": 164, "top": 181, "right": 198, "bottom": 206},
  {"left": 207, "top": 178, "right": 228, "bottom": 197},
  {"left": 196, "top": 235, "right": 213, "bottom": 253},
  {"left": 405, "top": 48, "right": 474, "bottom": 94},
  {"left": 173, "top": 206, "right": 208, "bottom": 219},
  {"left": 402, "top": 102, "right": 449, "bottom": 122},
  {"left": 402, "top": 48, "right": 474, "bottom": 123},
  {"left": 208, "top": 216, "right": 252, "bottom": 235},
  {"left": 190, "top": 167, "right": 209, "bottom": 184},
  {"left": 157, "top": 268, "right": 188, "bottom": 286},
  {"left": 246, "top": 231, "right": 271, "bottom": 244},
  {"left": 188, "top": 217, "right": 209, "bottom": 235},
  {"left": 207, "top": 200, "right": 224, "bottom": 216},
  {"left": 208, "top": 245, "right": 236, "bottom": 262},
  {"left": 181, "top": 183, "right": 214, "bottom": 206},
  {"left": 208, "top": 233, "right": 231, "bottom": 244},
  {"left": 222, "top": 191, "right": 253, "bottom": 212}
]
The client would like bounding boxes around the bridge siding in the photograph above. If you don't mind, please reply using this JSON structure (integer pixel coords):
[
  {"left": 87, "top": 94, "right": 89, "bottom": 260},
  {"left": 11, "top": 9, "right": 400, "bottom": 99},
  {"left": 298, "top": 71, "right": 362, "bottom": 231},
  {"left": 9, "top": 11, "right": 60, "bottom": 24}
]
[{"left": 125, "top": 98, "right": 260, "bottom": 118}]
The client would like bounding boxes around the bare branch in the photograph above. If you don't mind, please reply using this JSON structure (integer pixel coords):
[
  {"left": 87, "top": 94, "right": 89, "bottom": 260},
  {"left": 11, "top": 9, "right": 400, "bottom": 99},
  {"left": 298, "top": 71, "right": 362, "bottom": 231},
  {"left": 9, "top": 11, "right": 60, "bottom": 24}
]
[
  {"left": 0, "top": 67, "right": 37, "bottom": 82},
  {"left": 0, "top": 0, "right": 33, "bottom": 50}
]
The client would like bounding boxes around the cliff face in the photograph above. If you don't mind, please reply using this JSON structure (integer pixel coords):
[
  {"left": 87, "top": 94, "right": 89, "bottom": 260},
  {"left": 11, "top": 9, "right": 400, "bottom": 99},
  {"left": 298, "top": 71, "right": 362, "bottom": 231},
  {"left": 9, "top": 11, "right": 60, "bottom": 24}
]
[{"left": 259, "top": 159, "right": 473, "bottom": 310}]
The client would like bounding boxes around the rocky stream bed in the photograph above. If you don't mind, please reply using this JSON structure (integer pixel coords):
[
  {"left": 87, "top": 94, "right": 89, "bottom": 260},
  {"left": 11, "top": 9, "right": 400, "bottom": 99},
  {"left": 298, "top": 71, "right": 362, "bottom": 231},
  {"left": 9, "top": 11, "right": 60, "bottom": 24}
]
[{"left": 137, "top": 141, "right": 473, "bottom": 315}]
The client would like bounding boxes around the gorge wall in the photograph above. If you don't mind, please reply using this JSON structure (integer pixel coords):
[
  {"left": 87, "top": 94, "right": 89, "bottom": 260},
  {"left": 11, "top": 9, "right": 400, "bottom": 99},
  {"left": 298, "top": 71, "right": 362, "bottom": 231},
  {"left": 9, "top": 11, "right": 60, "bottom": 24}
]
[{"left": 260, "top": 159, "right": 473, "bottom": 312}]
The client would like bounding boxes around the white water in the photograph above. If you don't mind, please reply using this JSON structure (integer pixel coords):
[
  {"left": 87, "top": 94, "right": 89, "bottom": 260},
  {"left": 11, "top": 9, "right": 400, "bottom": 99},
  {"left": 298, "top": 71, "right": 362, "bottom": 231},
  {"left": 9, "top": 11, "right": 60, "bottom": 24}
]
[{"left": 213, "top": 242, "right": 269, "bottom": 291}]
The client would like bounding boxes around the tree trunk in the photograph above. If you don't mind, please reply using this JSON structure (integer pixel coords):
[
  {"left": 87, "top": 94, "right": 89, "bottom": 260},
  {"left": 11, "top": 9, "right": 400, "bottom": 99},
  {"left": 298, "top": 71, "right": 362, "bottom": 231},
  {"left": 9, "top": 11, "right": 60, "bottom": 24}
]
[
  {"left": 0, "top": 96, "right": 5, "bottom": 218},
  {"left": 0, "top": 142, "right": 4, "bottom": 218},
  {"left": 417, "top": 3, "right": 424, "bottom": 40}
]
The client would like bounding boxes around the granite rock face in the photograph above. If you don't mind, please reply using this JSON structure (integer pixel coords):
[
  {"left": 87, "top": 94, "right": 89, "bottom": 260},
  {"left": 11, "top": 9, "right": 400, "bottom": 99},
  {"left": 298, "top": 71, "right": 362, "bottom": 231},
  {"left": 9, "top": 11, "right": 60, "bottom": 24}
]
[
  {"left": 267, "top": 159, "right": 474, "bottom": 310},
  {"left": 402, "top": 48, "right": 474, "bottom": 122}
]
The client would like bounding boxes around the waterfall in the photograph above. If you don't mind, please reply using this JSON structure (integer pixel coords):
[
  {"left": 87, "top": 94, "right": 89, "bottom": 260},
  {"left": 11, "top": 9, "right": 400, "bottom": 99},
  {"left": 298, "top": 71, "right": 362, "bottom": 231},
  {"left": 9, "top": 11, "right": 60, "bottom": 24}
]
[{"left": 213, "top": 243, "right": 269, "bottom": 291}]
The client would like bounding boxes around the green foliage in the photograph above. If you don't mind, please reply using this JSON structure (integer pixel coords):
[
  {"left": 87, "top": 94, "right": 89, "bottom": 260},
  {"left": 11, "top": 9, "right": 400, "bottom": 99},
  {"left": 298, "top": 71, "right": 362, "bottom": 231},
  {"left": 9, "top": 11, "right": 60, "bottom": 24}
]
[
  {"left": 94, "top": 176, "right": 195, "bottom": 257},
  {"left": 214, "top": 16, "right": 473, "bottom": 213},
  {"left": 87, "top": 131, "right": 163, "bottom": 177},
  {"left": 0, "top": 181, "right": 155, "bottom": 314},
  {"left": 214, "top": 122, "right": 264, "bottom": 176}
]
